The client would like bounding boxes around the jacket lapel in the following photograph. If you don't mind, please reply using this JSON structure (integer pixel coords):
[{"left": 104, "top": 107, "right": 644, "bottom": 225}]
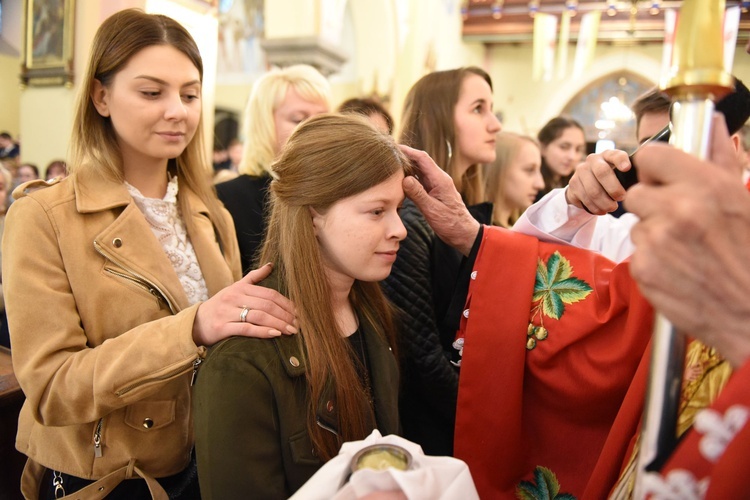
[
  {"left": 94, "top": 201, "right": 191, "bottom": 311},
  {"left": 74, "top": 173, "right": 226, "bottom": 312}
]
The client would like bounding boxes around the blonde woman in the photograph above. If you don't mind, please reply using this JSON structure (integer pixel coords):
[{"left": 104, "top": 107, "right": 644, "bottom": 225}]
[
  {"left": 483, "top": 132, "right": 545, "bottom": 228},
  {"left": 215, "top": 65, "right": 330, "bottom": 273}
]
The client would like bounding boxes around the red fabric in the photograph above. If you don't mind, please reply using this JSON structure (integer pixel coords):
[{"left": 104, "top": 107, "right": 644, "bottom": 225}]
[
  {"left": 454, "top": 227, "right": 654, "bottom": 499},
  {"left": 654, "top": 360, "right": 750, "bottom": 499}
]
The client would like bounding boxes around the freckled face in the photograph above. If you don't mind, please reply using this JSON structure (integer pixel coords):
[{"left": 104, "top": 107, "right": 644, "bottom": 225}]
[
  {"left": 312, "top": 171, "right": 407, "bottom": 288},
  {"left": 91, "top": 45, "right": 202, "bottom": 174}
]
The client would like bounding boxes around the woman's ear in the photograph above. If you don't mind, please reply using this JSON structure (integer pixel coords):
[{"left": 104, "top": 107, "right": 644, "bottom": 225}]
[
  {"left": 309, "top": 206, "right": 322, "bottom": 236},
  {"left": 91, "top": 79, "right": 110, "bottom": 117}
]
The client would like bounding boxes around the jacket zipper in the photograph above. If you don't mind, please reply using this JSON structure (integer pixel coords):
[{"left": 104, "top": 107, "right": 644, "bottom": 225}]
[
  {"left": 103, "top": 267, "right": 169, "bottom": 311},
  {"left": 95, "top": 241, "right": 204, "bottom": 396},
  {"left": 315, "top": 419, "right": 338, "bottom": 436},
  {"left": 116, "top": 358, "right": 199, "bottom": 397},
  {"left": 93, "top": 418, "right": 103, "bottom": 458},
  {"left": 94, "top": 241, "right": 176, "bottom": 315}
]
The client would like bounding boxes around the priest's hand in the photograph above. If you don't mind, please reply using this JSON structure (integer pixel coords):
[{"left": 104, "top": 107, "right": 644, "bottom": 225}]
[{"left": 400, "top": 145, "right": 480, "bottom": 256}]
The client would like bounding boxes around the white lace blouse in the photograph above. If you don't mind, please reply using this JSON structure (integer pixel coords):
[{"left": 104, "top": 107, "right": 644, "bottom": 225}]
[{"left": 126, "top": 176, "right": 209, "bottom": 305}]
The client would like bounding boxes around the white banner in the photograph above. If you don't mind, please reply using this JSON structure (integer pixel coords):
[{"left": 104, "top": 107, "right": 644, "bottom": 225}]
[
  {"left": 533, "top": 13, "right": 558, "bottom": 82},
  {"left": 660, "top": 9, "right": 678, "bottom": 79},
  {"left": 573, "top": 11, "right": 601, "bottom": 78},
  {"left": 556, "top": 11, "right": 571, "bottom": 80},
  {"left": 319, "top": 0, "right": 348, "bottom": 46},
  {"left": 724, "top": 5, "right": 740, "bottom": 74}
]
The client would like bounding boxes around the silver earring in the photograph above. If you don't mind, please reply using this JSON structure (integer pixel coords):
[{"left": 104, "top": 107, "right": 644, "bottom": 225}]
[{"left": 446, "top": 139, "right": 453, "bottom": 164}]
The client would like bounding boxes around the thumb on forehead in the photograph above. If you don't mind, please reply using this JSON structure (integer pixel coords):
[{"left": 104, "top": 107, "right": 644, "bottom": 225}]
[{"left": 403, "top": 175, "right": 426, "bottom": 202}]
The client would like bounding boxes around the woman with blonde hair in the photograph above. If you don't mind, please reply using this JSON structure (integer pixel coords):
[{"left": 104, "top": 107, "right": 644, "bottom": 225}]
[
  {"left": 215, "top": 64, "right": 330, "bottom": 273},
  {"left": 483, "top": 132, "right": 545, "bottom": 228},
  {"left": 194, "top": 114, "right": 408, "bottom": 498},
  {"left": 3, "top": 9, "right": 295, "bottom": 498},
  {"left": 383, "top": 67, "right": 501, "bottom": 456}
]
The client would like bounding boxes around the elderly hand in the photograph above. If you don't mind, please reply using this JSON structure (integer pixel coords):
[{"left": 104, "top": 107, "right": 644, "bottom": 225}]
[
  {"left": 400, "top": 145, "right": 480, "bottom": 256},
  {"left": 192, "top": 263, "right": 298, "bottom": 347},
  {"left": 565, "top": 149, "right": 631, "bottom": 214},
  {"left": 625, "top": 114, "right": 750, "bottom": 367}
]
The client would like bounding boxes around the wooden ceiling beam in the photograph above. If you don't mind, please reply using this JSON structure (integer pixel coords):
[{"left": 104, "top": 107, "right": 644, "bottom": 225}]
[{"left": 462, "top": 1, "right": 750, "bottom": 44}]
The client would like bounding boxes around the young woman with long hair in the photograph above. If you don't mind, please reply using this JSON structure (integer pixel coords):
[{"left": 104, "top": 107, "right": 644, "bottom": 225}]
[
  {"left": 483, "top": 132, "right": 544, "bottom": 228},
  {"left": 194, "top": 114, "right": 410, "bottom": 498},
  {"left": 2, "top": 9, "right": 295, "bottom": 498},
  {"left": 535, "top": 116, "right": 586, "bottom": 200},
  {"left": 382, "top": 67, "right": 501, "bottom": 456}
]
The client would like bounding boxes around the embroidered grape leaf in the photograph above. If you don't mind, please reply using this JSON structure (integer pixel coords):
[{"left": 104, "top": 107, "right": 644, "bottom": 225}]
[
  {"left": 515, "top": 466, "right": 577, "bottom": 500},
  {"left": 546, "top": 251, "right": 573, "bottom": 284},
  {"left": 533, "top": 251, "right": 593, "bottom": 320},
  {"left": 516, "top": 467, "right": 575, "bottom": 500}
]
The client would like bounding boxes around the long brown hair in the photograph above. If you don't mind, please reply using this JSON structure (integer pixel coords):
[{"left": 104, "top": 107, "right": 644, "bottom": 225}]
[
  {"left": 399, "top": 66, "right": 493, "bottom": 205},
  {"left": 259, "top": 114, "right": 410, "bottom": 460},
  {"left": 537, "top": 116, "right": 584, "bottom": 195},
  {"left": 69, "top": 9, "right": 233, "bottom": 252}
]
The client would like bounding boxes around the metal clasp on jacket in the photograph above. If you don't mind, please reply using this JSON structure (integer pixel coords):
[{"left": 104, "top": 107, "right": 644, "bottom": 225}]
[
  {"left": 94, "top": 418, "right": 103, "bottom": 458},
  {"left": 191, "top": 358, "right": 202, "bottom": 386},
  {"left": 52, "top": 470, "right": 65, "bottom": 498}
]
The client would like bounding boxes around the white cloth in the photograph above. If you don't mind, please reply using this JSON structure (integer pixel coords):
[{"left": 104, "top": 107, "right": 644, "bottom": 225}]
[
  {"left": 512, "top": 187, "right": 638, "bottom": 263},
  {"left": 126, "top": 176, "right": 209, "bottom": 305},
  {"left": 290, "top": 430, "right": 479, "bottom": 500}
]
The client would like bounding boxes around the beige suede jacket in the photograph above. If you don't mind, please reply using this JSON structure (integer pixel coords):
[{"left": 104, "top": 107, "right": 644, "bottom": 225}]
[{"left": 2, "top": 172, "right": 241, "bottom": 498}]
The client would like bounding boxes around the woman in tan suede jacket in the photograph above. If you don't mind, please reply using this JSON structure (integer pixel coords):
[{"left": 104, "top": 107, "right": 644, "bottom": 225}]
[{"left": 2, "top": 10, "right": 296, "bottom": 499}]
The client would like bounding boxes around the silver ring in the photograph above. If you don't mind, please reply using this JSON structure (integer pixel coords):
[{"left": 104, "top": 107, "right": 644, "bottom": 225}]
[{"left": 239, "top": 306, "right": 250, "bottom": 323}]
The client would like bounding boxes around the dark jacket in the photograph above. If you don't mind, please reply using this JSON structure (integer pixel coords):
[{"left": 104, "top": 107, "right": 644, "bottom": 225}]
[
  {"left": 193, "top": 279, "right": 400, "bottom": 499},
  {"left": 381, "top": 198, "right": 491, "bottom": 456},
  {"left": 215, "top": 173, "right": 272, "bottom": 274}
]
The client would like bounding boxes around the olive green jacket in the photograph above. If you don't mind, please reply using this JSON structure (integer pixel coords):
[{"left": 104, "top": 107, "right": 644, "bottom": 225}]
[{"left": 193, "top": 296, "right": 400, "bottom": 499}]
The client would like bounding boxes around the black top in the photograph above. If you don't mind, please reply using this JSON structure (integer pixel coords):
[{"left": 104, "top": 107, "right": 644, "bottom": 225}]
[
  {"left": 215, "top": 174, "right": 272, "bottom": 275},
  {"left": 381, "top": 198, "right": 491, "bottom": 456}
]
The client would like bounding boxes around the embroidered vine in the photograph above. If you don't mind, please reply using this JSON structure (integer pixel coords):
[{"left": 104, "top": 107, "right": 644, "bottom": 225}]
[{"left": 527, "top": 251, "right": 593, "bottom": 350}]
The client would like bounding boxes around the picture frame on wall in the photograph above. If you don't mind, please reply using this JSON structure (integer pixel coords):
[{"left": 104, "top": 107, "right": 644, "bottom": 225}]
[{"left": 20, "top": 0, "right": 75, "bottom": 87}]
